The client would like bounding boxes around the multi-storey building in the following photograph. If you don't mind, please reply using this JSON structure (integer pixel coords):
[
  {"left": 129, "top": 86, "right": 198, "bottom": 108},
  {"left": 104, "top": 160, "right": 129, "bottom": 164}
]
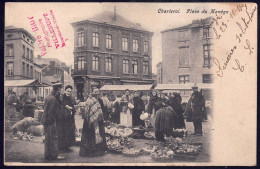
[
  {"left": 4, "top": 26, "right": 43, "bottom": 97},
  {"left": 71, "top": 10, "right": 154, "bottom": 100},
  {"left": 161, "top": 17, "right": 213, "bottom": 85}
]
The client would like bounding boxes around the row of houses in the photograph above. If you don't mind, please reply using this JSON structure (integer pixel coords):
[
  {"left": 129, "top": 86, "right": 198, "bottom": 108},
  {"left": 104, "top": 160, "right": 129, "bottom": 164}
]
[
  {"left": 4, "top": 26, "right": 74, "bottom": 100},
  {"left": 4, "top": 8, "right": 213, "bottom": 102}
]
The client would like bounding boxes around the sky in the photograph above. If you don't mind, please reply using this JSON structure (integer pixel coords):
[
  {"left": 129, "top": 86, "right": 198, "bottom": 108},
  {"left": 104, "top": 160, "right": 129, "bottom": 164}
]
[{"left": 5, "top": 2, "right": 216, "bottom": 73}]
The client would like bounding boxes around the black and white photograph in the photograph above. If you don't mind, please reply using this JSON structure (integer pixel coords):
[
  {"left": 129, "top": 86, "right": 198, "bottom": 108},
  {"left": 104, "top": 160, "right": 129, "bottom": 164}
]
[{"left": 3, "top": 2, "right": 257, "bottom": 166}]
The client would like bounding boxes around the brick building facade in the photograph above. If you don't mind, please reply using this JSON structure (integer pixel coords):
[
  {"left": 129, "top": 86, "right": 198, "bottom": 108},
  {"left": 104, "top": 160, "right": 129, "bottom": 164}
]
[{"left": 71, "top": 10, "right": 154, "bottom": 100}]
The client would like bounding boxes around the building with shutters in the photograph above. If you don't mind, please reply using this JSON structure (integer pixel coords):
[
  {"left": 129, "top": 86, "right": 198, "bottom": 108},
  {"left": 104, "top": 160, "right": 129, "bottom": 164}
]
[
  {"left": 71, "top": 9, "right": 154, "bottom": 100},
  {"left": 161, "top": 17, "right": 214, "bottom": 85}
]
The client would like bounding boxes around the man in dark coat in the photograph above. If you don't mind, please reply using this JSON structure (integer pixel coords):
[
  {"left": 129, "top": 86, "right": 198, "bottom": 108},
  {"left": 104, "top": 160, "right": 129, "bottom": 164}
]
[
  {"left": 132, "top": 91, "right": 145, "bottom": 127},
  {"left": 41, "top": 83, "right": 65, "bottom": 160},
  {"left": 184, "top": 85, "right": 205, "bottom": 136}
]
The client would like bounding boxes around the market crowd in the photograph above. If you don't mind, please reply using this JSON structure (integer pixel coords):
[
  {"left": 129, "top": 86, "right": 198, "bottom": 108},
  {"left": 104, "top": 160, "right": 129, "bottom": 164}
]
[{"left": 6, "top": 82, "right": 208, "bottom": 161}]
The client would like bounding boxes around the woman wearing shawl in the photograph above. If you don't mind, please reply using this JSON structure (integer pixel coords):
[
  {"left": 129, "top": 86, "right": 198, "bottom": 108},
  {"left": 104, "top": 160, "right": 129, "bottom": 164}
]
[{"left": 79, "top": 88, "right": 107, "bottom": 157}]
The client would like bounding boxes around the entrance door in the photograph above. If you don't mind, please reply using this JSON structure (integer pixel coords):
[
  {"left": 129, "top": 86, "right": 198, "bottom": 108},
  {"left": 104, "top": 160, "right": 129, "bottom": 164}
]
[{"left": 76, "top": 83, "right": 84, "bottom": 101}]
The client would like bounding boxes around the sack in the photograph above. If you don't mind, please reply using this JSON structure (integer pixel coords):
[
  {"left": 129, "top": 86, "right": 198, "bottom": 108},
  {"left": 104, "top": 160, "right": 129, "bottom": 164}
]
[
  {"left": 11, "top": 117, "right": 40, "bottom": 133},
  {"left": 25, "top": 125, "right": 44, "bottom": 136}
]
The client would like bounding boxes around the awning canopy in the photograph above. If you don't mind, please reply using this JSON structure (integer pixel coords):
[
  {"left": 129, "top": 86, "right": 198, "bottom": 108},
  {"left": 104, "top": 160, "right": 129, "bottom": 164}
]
[
  {"left": 100, "top": 84, "right": 153, "bottom": 91},
  {"left": 5, "top": 79, "right": 47, "bottom": 87},
  {"left": 155, "top": 83, "right": 213, "bottom": 90}
]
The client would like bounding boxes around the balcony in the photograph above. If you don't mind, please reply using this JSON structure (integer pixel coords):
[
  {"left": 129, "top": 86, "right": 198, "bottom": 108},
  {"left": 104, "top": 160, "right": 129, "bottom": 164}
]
[{"left": 74, "top": 46, "right": 88, "bottom": 52}]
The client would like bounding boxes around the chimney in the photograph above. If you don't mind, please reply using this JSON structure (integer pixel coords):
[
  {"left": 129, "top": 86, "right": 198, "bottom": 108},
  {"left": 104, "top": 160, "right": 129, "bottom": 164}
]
[
  {"left": 114, "top": 6, "right": 117, "bottom": 21},
  {"left": 136, "top": 23, "right": 141, "bottom": 27}
]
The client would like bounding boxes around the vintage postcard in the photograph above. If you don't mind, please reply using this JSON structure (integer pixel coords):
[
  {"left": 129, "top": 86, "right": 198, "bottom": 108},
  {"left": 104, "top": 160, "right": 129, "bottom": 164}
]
[{"left": 4, "top": 2, "right": 257, "bottom": 166}]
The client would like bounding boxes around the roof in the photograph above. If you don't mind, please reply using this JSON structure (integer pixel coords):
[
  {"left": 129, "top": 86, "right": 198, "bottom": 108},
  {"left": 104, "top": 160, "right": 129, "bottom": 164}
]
[
  {"left": 72, "top": 11, "right": 152, "bottom": 34},
  {"left": 155, "top": 83, "right": 213, "bottom": 90},
  {"left": 161, "top": 17, "right": 212, "bottom": 33},
  {"left": 5, "top": 25, "right": 36, "bottom": 41},
  {"left": 5, "top": 79, "right": 47, "bottom": 87},
  {"left": 100, "top": 84, "right": 153, "bottom": 91}
]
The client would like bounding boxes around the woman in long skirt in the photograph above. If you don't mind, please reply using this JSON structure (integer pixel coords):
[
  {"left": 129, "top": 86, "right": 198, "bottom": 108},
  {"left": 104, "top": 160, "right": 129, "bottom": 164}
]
[
  {"left": 79, "top": 88, "right": 107, "bottom": 157},
  {"left": 120, "top": 89, "right": 133, "bottom": 127},
  {"left": 57, "top": 85, "right": 76, "bottom": 152}
]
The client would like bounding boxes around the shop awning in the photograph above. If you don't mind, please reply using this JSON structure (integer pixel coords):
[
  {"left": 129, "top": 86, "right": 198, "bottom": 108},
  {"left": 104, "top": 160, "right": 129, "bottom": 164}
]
[
  {"left": 154, "top": 83, "right": 213, "bottom": 90},
  {"left": 5, "top": 79, "right": 47, "bottom": 87},
  {"left": 100, "top": 84, "right": 153, "bottom": 91}
]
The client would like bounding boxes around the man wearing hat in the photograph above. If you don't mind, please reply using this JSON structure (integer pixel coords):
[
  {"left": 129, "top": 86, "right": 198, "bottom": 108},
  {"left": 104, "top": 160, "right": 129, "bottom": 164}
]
[
  {"left": 184, "top": 84, "right": 205, "bottom": 136},
  {"left": 41, "top": 82, "right": 65, "bottom": 160}
]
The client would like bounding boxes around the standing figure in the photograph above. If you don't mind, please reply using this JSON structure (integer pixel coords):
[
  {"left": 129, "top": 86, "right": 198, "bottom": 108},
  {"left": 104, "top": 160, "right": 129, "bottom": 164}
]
[
  {"left": 171, "top": 93, "right": 186, "bottom": 129},
  {"left": 184, "top": 85, "right": 205, "bottom": 136},
  {"left": 41, "top": 83, "right": 64, "bottom": 160},
  {"left": 120, "top": 89, "right": 133, "bottom": 127},
  {"left": 58, "top": 85, "right": 76, "bottom": 152},
  {"left": 132, "top": 91, "right": 145, "bottom": 127},
  {"left": 79, "top": 88, "right": 107, "bottom": 157},
  {"left": 112, "top": 94, "right": 122, "bottom": 124},
  {"left": 101, "top": 92, "right": 110, "bottom": 121}
]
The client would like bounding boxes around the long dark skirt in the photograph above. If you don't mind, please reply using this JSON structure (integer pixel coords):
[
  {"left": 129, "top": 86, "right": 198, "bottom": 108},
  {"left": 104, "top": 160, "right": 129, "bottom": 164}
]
[
  {"left": 57, "top": 116, "right": 76, "bottom": 150},
  {"left": 155, "top": 107, "right": 177, "bottom": 141},
  {"left": 175, "top": 112, "right": 186, "bottom": 129},
  {"left": 79, "top": 119, "right": 107, "bottom": 157}
]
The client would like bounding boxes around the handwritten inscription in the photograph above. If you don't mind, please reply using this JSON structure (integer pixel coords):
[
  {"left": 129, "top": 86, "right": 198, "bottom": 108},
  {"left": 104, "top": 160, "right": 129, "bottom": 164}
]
[{"left": 212, "top": 4, "right": 256, "bottom": 77}]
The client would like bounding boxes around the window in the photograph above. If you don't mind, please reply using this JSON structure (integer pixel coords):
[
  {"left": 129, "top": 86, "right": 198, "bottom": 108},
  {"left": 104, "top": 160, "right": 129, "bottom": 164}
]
[
  {"left": 122, "top": 37, "right": 128, "bottom": 51},
  {"left": 144, "top": 41, "right": 149, "bottom": 54},
  {"left": 6, "top": 44, "right": 14, "bottom": 56},
  {"left": 30, "top": 66, "right": 33, "bottom": 78},
  {"left": 179, "top": 75, "right": 189, "bottom": 84},
  {"left": 34, "top": 70, "right": 36, "bottom": 79},
  {"left": 203, "top": 74, "right": 212, "bottom": 83},
  {"left": 30, "top": 50, "right": 33, "bottom": 61},
  {"left": 143, "top": 61, "right": 148, "bottom": 75},
  {"left": 23, "top": 45, "right": 25, "bottom": 57},
  {"left": 179, "top": 46, "right": 189, "bottom": 67},
  {"left": 106, "top": 34, "right": 112, "bottom": 49},
  {"left": 6, "top": 62, "right": 14, "bottom": 76},
  {"left": 27, "top": 48, "right": 29, "bottom": 59},
  {"left": 78, "top": 32, "right": 84, "bottom": 47},
  {"left": 23, "top": 62, "right": 25, "bottom": 76},
  {"left": 45, "top": 89, "right": 49, "bottom": 96},
  {"left": 27, "top": 38, "right": 30, "bottom": 42},
  {"left": 203, "top": 45, "right": 211, "bottom": 66},
  {"left": 77, "top": 56, "right": 84, "bottom": 70},
  {"left": 26, "top": 64, "right": 29, "bottom": 77},
  {"left": 132, "top": 60, "right": 138, "bottom": 74},
  {"left": 178, "top": 30, "right": 189, "bottom": 41},
  {"left": 203, "top": 27, "right": 210, "bottom": 39},
  {"left": 105, "top": 57, "right": 112, "bottom": 72},
  {"left": 7, "top": 34, "right": 13, "bottom": 38},
  {"left": 133, "top": 39, "right": 139, "bottom": 52},
  {"left": 55, "top": 68, "right": 60, "bottom": 74},
  {"left": 23, "top": 35, "right": 25, "bottom": 39},
  {"left": 39, "top": 73, "right": 41, "bottom": 82},
  {"left": 123, "top": 59, "right": 129, "bottom": 74},
  {"left": 92, "top": 32, "right": 99, "bottom": 47},
  {"left": 92, "top": 56, "right": 99, "bottom": 71}
]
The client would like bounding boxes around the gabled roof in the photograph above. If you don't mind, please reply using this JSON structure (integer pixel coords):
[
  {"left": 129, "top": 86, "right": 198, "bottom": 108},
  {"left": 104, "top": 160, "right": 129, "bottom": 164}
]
[
  {"left": 72, "top": 11, "right": 153, "bottom": 34},
  {"left": 5, "top": 25, "right": 36, "bottom": 41}
]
